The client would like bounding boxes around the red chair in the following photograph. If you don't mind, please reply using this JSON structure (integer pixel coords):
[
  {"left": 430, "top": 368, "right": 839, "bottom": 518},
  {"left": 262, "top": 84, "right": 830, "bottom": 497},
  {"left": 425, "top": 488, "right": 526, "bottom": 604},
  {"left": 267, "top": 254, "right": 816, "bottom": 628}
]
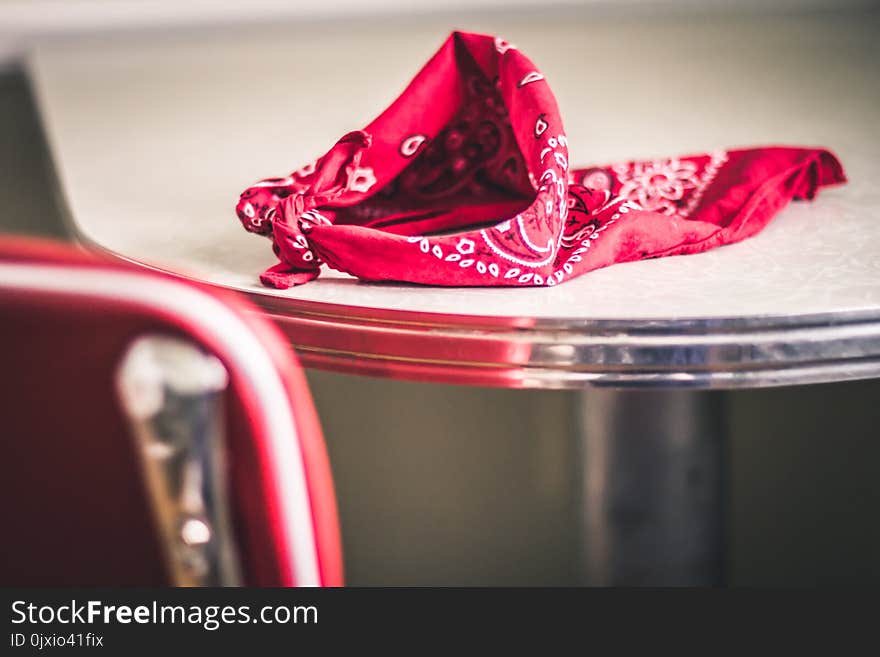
[{"left": 0, "top": 237, "right": 342, "bottom": 586}]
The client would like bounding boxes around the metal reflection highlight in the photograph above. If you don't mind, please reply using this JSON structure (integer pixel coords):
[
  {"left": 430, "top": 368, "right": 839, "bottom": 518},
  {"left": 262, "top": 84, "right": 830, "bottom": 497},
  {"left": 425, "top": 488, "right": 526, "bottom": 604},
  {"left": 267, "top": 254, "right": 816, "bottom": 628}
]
[{"left": 117, "top": 335, "right": 241, "bottom": 586}]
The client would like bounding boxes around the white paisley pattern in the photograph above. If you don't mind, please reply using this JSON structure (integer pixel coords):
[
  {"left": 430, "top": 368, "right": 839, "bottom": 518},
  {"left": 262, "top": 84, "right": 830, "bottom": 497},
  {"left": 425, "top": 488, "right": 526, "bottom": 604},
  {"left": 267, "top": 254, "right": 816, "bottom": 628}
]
[
  {"left": 347, "top": 166, "right": 377, "bottom": 193},
  {"left": 613, "top": 150, "right": 727, "bottom": 217}
]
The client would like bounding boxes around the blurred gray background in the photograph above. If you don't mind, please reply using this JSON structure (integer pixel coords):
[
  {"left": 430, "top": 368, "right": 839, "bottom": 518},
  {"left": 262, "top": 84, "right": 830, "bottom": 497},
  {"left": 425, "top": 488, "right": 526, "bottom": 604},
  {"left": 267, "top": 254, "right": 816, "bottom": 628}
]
[{"left": 1, "top": 1, "right": 878, "bottom": 585}]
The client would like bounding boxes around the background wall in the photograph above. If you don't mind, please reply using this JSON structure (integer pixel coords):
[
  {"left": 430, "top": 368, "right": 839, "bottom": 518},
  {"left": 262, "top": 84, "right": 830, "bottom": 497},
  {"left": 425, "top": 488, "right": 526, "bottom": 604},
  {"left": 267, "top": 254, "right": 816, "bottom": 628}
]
[
  {"left": 0, "top": 0, "right": 876, "bottom": 66},
  {"left": 2, "top": 2, "right": 878, "bottom": 585}
]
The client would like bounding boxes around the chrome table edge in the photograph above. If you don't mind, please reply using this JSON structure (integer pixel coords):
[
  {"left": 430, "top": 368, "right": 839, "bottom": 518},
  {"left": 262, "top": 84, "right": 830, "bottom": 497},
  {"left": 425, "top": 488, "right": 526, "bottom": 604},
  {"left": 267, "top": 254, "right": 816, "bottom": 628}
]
[{"left": 255, "top": 298, "right": 880, "bottom": 389}]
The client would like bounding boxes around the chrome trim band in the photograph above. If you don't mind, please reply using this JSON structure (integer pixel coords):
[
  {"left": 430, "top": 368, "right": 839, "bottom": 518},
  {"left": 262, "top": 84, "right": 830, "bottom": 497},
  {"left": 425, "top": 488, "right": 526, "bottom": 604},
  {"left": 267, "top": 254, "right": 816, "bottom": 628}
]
[{"left": 257, "top": 299, "right": 880, "bottom": 389}]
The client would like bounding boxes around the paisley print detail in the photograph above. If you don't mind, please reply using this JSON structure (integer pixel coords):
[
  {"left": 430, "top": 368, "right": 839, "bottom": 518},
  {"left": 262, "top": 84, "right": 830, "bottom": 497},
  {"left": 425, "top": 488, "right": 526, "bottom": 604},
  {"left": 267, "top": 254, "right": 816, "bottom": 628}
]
[
  {"left": 518, "top": 72, "right": 544, "bottom": 87},
  {"left": 612, "top": 151, "right": 728, "bottom": 217},
  {"left": 347, "top": 167, "right": 377, "bottom": 193},
  {"left": 534, "top": 114, "right": 548, "bottom": 138},
  {"left": 334, "top": 62, "right": 533, "bottom": 226},
  {"left": 580, "top": 168, "right": 614, "bottom": 191},
  {"left": 399, "top": 134, "right": 427, "bottom": 158}
]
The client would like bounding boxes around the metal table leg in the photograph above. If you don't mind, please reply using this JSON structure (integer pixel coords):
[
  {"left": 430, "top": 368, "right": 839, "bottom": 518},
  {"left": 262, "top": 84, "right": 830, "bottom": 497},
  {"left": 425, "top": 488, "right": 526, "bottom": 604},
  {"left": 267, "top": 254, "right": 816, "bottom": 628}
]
[{"left": 578, "top": 389, "right": 726, "bottom": 586}]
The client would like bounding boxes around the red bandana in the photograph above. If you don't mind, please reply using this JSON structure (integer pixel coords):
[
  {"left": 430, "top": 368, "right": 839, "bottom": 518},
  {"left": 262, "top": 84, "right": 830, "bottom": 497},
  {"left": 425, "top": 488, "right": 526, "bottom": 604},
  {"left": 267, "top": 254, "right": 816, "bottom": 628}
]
[{"left": 236, "top": 31, "right": 846, "bottom": 289}]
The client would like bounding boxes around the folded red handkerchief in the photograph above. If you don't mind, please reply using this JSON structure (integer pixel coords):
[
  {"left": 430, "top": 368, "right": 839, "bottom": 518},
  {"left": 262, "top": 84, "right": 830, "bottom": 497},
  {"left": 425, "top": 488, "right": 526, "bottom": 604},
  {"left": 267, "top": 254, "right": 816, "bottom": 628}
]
[{"left": 236, "top": 31, "right": 846, "bottom": 289}]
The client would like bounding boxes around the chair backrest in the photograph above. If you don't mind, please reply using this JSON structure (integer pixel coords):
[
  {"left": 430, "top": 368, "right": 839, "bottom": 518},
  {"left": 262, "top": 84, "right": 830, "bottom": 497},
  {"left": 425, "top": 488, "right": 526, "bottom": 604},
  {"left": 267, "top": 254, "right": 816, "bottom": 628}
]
[{"left": 0, "top": 237, "right": 342, "bottom": 586}]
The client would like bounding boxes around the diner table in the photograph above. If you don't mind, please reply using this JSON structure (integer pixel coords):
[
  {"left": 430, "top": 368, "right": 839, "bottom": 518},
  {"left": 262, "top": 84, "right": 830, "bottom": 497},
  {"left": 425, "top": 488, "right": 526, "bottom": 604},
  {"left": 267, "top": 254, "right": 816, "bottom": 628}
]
[{"left": 25, "top": 9, "right": 880, "bottom": 584}]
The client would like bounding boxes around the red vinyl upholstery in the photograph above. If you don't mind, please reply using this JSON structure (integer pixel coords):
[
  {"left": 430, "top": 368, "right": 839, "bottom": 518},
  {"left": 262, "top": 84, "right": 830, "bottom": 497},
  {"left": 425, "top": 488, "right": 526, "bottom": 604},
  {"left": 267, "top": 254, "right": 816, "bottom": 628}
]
[{"left": 0, "top": 237, "right": 342, "bottom": 586}]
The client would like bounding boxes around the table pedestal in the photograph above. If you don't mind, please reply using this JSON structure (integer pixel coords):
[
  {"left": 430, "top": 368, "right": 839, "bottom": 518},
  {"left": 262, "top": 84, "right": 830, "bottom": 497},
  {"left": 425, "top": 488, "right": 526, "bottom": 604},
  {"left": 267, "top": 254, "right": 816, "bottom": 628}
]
[{"left": 578, "top": 389, "right": 725, "bottom": 585}]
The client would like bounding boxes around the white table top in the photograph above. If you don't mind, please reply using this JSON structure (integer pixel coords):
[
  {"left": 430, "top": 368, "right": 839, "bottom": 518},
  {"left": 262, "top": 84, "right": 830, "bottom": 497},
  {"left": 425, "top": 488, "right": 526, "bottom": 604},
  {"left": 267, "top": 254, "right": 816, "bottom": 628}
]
[{"left": 27, "top": 10, "right": 880, "bottom": 322}]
